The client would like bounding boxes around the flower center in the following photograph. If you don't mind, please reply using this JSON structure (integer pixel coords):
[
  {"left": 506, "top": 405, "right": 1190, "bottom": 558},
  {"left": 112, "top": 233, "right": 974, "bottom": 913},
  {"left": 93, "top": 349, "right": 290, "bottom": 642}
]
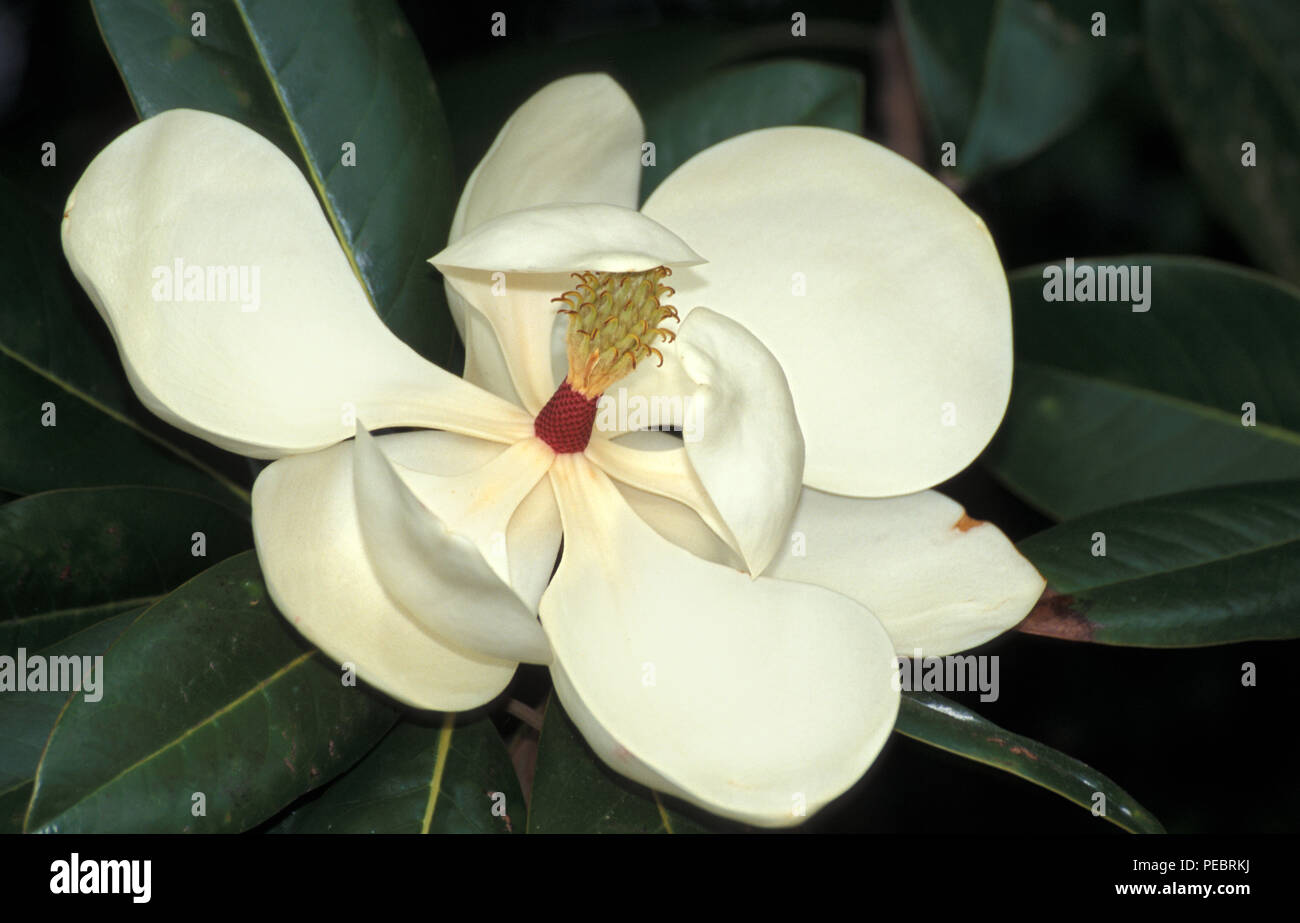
[
  {"left": 534, "top": 380, "right": 601, "bottom": 454},
  {"left": 553, "top": 267, "right": 679, "bottom": 398},
  {"left": 534, "top": 267, "right": 680, "bottom": 454}
]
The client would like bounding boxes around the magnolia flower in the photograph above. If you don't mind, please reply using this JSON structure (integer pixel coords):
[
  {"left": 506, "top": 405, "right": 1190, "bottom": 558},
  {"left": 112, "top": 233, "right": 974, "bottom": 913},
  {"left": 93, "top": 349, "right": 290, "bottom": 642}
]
[{"left": 61, "top": 73, "right": 1043, "bottom": 827}]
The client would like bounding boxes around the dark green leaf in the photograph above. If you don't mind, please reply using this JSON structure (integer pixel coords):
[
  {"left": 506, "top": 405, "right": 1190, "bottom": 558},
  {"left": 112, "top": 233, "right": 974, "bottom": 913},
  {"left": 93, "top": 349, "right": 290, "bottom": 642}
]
[
  {"left": 23, "top": 551, "right": 396, "bottom": 832},
  {"left": 528, "top": 694, "right": 730, "bottom": 833},
  {"left": 0, "top": 609, "right": 140, "bottom": 807},
  {"left": 1146, "top": 0, "right": 1300, "bottom": 284},
  {"left": 898, "top": 0, "right": 1138, "bottom": 178},
  {"left": 0, "top": 783, "right": 31, "bottom": 835},
  {"left": 896, "top": 692, "right": 1164, "bottom": 834},
  {"left": 0, "top": 178, "right": 250, "bottom": 505},
  {"left": 985, "top": 257, "right": 1300, "bottom": 518},
  {"left": 1017, "top": 481, "right": 1300, "bottom": 646},
  {"left": 435, "top": 21, "right": 876, "bottom": 193},
  {"left": 0, "top": 486, "right": 252, "bottom": 653},
  {"left": 91, "top": 0, "right": 459, "bottom": 366},
  {"left": 271, "top": 716, "right": 522, "bottom": 833},
  {"left": 640, "top": 59, "right": 863, "bottom": 198}
]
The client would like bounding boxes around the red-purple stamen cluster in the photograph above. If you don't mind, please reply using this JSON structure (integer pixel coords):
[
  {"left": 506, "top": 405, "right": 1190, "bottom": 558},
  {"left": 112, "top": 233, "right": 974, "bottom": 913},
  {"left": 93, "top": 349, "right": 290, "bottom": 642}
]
[{"left": 534, "top": 380, "right": 601, "bottom": 454}]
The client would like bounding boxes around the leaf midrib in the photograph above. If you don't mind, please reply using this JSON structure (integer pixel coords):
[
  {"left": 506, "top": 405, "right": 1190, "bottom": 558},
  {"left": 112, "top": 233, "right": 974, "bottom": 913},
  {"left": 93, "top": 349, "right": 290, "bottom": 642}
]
[
  {"left": 1018, "top": 359, "right": 1300, "bottom": 448},
  {"left": 25, "top": 648, "right": 317, "bottom": 831},
  {"left": 0, "top": 341, "right": 251, "bottom": 505},
  {"left": 229, "top": 0, "right": 379, "bottom": 319}
]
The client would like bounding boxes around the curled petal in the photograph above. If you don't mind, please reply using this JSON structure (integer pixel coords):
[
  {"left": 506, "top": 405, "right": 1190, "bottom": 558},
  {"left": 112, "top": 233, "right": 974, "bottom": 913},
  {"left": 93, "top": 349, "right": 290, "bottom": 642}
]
[
  {"left": 588, "top": 309, "right": 804, "bottom": 576},
  {"left": 352, "top": 426, "right": 555, "bottom": 665},
  {"left": 540, "top": 454, "right": 900, "bottom": 827},
  {"left": 252, "top": 439, "right": 517, "bottom": 711},
  {"left": 433, "top": 202, "right": 702, "bottom": 274},
  {"left": 445, "top": 74, "right": 644, "bottom": 406},
  {"left": 643, "top": 126, "right": 1013, "bottom": 497}
]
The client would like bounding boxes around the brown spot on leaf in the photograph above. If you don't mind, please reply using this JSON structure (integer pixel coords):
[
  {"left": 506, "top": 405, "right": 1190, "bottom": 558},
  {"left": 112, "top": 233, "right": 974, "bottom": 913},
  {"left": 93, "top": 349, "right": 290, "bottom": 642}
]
[
  {"left": 1009, "top": 746, "right": 1039, "bottom": 761},
  {"left": 1016, "top": 587, "right": 1097, "bottom": 642},
  {"left": 954, "top": 513, "right": 983, "bottom": 532}
]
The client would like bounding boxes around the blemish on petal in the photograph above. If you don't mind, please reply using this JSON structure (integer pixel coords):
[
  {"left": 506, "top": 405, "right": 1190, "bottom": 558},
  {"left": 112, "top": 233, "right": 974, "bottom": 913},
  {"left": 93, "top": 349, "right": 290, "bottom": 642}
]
[{"left": 954, "top": 513, "right": 983, "bottom": 532}]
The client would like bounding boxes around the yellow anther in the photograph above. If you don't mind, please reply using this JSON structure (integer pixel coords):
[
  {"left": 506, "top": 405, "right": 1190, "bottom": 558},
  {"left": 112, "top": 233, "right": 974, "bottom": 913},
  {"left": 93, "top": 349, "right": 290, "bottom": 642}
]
[{"left": 557, "top": 266, "right": 679, "bottom": 397}]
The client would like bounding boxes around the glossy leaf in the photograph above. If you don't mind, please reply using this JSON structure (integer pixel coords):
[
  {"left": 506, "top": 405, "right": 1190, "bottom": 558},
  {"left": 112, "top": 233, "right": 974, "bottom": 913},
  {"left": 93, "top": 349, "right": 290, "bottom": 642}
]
[
  {"left": 24, "top": 551, "right": 396, "bottom": 832},
  {"left": 91, "top": 0, "right": 459, "bottom": 366},
  {"left": 1146, "top": 0, "right": 1300, "bottom": 284},
  {"left": 898, "top": 0, "right": 1138, "bottom": 178},
  {"left": 271, "top": 716, "right": 522, "bottom": 833},
  {"left": 640, "top": 59, "right": 863, "bottom": 198},
  {"left": 896, "top": 692, "right": 1164, "bottom": 834},
  {"left": 985, "top": 257, "right": 1300, "bottom": 518},
  {"left": 0, "top": 609, "right": 140, "bottom": 814},
  {"left": 0, "top": 486, "right": 252, "bottom": 653},
  {"left": 0, "top": 178, "right": 250, "bottom": 505},
  {"left": 528, "top": 695, "right": 729, "bottom": 833},
  {"left": 1017, "top": 481, "right": 1300, "bottom": 646}
]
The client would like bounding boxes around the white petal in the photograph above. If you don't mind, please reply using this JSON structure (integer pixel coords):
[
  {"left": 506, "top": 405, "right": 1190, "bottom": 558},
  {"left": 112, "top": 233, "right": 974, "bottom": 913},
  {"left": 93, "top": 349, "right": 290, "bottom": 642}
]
[
  {"left": 251, "top": 442, "right": 516, "bottom": 712},
  {"left": 352, "top": 426, "right": 554, "bottom": 664},
  {"left": 434, "top": 202, "right": 702, "bottom": 274},
  {"left": 439, "top": 269, "right": 568, "bottom": 415},
  {"left": 591, "top": 309, "right": 804, "bottom": 575},
  {"left": 61, "top": 108, "right": 532, "bottom": 459},
  {"left": 675, "top": 307, "right": 803, "bottom": 575},
  {"left": 583, "top": 433, "right": 742, "bottom": 564},
  {"left": 369, "top": 430, "right": 563, "bottom": 616},
  {"left": 447, "top": 282, "right": 526, "bottom": 407},
  {"left": 642, "top": 127, "right": 1013, "bottom": 497},
  {"left": 767, "top": 488, "right": 1046, "bottom": 656},
  {"left": 614, "top": 480, "right": 745, "bottom": 571},
  {"left": 449, "top": 73, "right": 644, "bottom": 240},
  {"left": 444, "top": 74, "right": 643, "bottom": 408},
  {"left": 540, "top": 454, "right": 900, "bottom": 827}
]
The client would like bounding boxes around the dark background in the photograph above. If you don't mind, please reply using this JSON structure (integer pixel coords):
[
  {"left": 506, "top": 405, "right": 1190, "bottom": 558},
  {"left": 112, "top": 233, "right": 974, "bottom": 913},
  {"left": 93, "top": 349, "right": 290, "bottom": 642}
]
[{"left": 0, "top": 0, "right": 1292, "bottom": 833}]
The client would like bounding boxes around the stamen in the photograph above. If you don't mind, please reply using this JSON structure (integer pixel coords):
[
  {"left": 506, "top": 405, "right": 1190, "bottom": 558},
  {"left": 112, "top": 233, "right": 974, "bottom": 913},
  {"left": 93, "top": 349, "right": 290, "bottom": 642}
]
[{"left": 551, "top": 266, "right": 679, "bottom": 398}]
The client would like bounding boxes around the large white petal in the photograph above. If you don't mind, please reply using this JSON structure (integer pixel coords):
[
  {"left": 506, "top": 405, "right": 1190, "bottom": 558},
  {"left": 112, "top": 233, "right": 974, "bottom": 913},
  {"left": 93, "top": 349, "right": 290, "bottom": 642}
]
[
  {"left": 352, "top": 427, "right": 556, "bottom": 664},
  {"left": 539, "top": 454, "right": 900, "bottom": 827},
  {"left": 642, "top": 126, "right": 1013, "bottom": 497},
  {"left": 62, "top": 108, "right": 532, "bottom": 458},
  {"left": 767, "top": 488, "right": 1046, "bottom": 656},
  {"left": 251, "top": 440, "right": 517, "bottom": 712}
]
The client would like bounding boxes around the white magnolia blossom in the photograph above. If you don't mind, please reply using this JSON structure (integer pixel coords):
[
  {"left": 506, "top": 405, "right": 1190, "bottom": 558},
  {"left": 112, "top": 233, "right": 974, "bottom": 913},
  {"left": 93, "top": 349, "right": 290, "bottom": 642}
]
[{"left": 61, "top": 73, "right": 1044, "bottom": 827}]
